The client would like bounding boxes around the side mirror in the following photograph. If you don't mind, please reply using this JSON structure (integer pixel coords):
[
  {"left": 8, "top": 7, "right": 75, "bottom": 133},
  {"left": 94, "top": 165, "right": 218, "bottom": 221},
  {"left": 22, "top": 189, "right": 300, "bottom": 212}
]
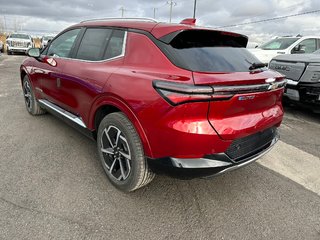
[
  {"left": 27, "top": 48, "right": 40, "bottom": 58},
  {"left": 292, "top": 44, "right": 306, "bottom": 54},
  {"left": 255, "top": 45, "right": 259, "bottom": 48}
]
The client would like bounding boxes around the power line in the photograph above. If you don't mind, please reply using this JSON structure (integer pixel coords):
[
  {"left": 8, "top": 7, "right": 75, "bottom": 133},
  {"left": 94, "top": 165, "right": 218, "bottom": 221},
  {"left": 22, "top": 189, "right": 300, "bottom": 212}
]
[{"left": 217, "top": 9, "right": 320, "bottom": 29}]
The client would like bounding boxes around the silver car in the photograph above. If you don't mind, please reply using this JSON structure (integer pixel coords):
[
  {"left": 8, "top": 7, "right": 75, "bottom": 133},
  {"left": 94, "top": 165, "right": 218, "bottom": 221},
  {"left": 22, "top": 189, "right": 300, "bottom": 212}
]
[{"left": 269, "top": 50, "right": 320, "bottom": 112}]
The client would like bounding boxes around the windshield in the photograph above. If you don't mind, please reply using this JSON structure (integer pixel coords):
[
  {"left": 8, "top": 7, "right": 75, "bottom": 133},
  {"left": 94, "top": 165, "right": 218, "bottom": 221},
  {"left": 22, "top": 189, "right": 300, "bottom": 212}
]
[
  {"left": 160, "top": 30, "right": 261, "bottom": 73},
  {"left": 43, "top": 36, "right": 53, "bottom": 41},
  {"left": 10, "top": 34, "right": 30, "bottom": 39},
  {"left": 260, "top": 38, "right": 299, "bottom": 50}
]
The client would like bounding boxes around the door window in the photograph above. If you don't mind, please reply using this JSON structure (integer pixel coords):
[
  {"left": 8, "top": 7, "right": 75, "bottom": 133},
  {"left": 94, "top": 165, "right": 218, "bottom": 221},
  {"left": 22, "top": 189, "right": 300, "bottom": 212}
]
[
  {"left": 298, "top": 39, "right": 317, "bottom": 53},
  {"left": 47, "top": 29, "right": 81, "bottom": 58},
  {"left": 75, "top": 28, "right": 112, "bottom": 61},
  {"left": 75, "top": 28, "right": 126, "bottom": 61}
]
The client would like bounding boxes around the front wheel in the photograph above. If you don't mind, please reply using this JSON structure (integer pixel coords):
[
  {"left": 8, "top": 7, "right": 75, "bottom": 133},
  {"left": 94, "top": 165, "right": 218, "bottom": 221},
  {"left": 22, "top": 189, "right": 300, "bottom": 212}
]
[{"left": 97, "top": 112, "right": 155, "bottom": 192}]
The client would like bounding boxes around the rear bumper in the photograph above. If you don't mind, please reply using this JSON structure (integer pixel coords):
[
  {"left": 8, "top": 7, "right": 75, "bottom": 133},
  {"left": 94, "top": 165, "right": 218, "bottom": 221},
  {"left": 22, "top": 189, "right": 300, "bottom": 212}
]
[{"left": 148, "top": 129, "right": 279, "bottom": 179}]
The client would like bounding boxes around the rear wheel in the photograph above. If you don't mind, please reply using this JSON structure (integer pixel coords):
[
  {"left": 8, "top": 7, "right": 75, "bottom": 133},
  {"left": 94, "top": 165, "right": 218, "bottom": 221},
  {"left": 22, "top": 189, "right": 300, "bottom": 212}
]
[
  {"left": 97, "top": 112, "right": 155, "bottom": 192},
  {"left": 22, "top": 76, "right": 46, "bottom": 115}
]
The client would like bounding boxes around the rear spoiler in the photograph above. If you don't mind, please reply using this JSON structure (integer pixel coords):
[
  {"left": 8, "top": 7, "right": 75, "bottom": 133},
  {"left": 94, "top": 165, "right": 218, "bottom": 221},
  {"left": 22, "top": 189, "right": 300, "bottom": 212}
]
[
  {"left": 159, "top": 29, "right": 248, "bottom": 48},
  {"left": 180, "top": 18, "right": 196, "bottom": 26}
]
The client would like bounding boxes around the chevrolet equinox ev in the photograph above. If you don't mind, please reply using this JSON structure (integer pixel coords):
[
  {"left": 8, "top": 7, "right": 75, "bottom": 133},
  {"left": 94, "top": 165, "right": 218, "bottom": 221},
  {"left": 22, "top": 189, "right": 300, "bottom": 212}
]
[{"left": 20, "top": 18, "right": 286, "bottom": 192}]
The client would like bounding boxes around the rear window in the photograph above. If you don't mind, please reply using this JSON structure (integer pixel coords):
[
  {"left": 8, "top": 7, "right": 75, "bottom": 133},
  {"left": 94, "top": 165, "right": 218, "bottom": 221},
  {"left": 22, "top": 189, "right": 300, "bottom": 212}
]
[{"left": 160, "top": 30, "right": 261, "bottom": 73}]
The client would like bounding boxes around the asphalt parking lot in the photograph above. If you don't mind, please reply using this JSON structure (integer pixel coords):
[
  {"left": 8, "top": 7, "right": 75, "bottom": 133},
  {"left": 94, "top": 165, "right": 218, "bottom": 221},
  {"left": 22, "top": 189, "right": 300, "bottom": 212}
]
[{"left": 0, "top": 55, "right": 319, "bottom": 240}]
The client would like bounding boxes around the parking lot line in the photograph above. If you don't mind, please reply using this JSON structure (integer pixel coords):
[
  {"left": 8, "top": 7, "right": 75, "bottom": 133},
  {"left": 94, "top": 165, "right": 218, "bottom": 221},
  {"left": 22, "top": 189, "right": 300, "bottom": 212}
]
[{"left": 258, "top": 140, "right": 320, "bottom": 195}]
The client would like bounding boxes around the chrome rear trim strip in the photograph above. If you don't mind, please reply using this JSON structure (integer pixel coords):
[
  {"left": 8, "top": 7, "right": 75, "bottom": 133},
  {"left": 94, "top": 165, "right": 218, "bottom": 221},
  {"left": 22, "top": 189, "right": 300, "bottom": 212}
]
[
  {"left": 38, "top": 99, "right": 87, "bottom": 128},
  {"left": 213, "top": 79, "right": 287, "bottom": 94},
  {"left": 170, "top": 158, "right": 232, "bottom": 168},
  {"left": 153, "top": 79, "right": 287, "bottom": 96}
]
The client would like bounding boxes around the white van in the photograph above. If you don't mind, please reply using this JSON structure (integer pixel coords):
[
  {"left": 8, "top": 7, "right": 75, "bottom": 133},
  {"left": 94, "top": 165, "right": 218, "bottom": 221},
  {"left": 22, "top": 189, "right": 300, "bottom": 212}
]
[{"left": 249, "top": 36, "right": 320, "bottom": 64}]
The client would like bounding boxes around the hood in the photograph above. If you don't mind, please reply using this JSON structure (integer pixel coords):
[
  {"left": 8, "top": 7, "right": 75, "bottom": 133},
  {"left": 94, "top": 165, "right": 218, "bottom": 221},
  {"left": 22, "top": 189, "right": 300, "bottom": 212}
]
[{"left": 272, "top": 53, "right": 320, "bottom": 63}]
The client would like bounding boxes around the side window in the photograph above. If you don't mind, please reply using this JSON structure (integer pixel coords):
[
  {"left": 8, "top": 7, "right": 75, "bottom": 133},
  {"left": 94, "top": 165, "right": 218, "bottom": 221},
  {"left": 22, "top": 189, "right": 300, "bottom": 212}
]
[
  {"left": 299, "top": 39, "right": 316, "bottom": 53},
  {"left": 47, "top": 29, "right": 80, "bottom": 58},
  {"left": 75, "top": 28, "right": 112, "bottom": 61},
  {"left": 104, "top": 30, "right": 125, "bottom": 59}
]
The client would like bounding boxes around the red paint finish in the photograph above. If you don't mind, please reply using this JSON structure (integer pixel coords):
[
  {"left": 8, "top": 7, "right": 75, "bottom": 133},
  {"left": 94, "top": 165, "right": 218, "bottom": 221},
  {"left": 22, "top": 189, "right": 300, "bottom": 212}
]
[{"left": 20, "top": 20, "right": 284, "bottom": 160}]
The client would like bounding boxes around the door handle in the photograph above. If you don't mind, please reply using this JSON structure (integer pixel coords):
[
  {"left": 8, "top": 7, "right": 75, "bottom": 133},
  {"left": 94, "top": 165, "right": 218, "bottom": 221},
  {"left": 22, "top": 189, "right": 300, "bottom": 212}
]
[{"left": 57, "top": 78, "right": 61, "bottom": 88}]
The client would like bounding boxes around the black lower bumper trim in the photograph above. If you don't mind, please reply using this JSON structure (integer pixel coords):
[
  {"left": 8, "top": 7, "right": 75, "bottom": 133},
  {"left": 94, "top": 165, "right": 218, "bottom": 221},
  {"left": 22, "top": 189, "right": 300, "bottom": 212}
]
[{"left": 147, "top": 135, "right": 279, "bottom": 180}]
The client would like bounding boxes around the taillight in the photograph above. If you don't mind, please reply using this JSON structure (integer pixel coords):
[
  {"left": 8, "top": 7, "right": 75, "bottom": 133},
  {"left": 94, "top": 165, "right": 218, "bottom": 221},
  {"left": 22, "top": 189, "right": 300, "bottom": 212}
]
[
  {"left": 153, "top": 79, "right": 286, "bottom": 106},
  {"left": 153, "top": 80, "right": 231, "bottom": 105}
]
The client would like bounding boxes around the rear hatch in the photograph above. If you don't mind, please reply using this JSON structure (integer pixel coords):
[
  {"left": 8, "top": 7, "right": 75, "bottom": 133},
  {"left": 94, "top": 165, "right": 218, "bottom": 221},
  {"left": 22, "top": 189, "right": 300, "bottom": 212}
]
[
  {"left": 193, "top": 71, "right": 284, "bottom": 140},
  {"left": 159, "top": 29, "right": 285, "bottom": 140}
]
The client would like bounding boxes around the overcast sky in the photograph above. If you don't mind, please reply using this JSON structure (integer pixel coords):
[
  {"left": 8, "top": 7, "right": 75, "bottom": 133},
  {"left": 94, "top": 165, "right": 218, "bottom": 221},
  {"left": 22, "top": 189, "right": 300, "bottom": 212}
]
[{"left": 1, "top": 0, "right": 320, "bottom": 47}]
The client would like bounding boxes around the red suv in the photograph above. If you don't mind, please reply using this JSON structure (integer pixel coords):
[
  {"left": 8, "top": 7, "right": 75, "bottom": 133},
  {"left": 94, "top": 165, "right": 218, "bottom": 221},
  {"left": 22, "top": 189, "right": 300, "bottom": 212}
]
[{"left": 20, "top": 18, "right": 285, "bottom": 192}]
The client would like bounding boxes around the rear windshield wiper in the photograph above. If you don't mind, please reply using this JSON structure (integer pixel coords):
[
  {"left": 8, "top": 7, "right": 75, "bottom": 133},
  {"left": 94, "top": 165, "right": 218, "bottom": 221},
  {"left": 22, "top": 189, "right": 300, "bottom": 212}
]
[{"left": 249, "top": 62, "right": 268, "bottom": 70}]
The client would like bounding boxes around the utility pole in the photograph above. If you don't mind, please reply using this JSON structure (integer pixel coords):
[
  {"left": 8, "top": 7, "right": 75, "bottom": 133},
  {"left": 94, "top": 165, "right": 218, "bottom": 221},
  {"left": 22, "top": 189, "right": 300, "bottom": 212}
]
[
  {"left": 153, "top": 8, "right": 157, "bottom": 19},
  {"left": 167, "top": 0, "right": 176, "bottom": 23},
  {"left": 119, "top": 6, "right": 126, "bottom": 18},
  {"left": 3, "top": 15, "right": 7, "bottom": 33},
  {"left": 193, "top": 0, "right": 197, "bottom": 19}
]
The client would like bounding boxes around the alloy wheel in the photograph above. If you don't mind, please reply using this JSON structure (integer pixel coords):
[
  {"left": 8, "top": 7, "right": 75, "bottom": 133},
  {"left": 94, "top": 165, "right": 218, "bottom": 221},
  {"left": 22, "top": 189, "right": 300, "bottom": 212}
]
[
  {"left": 23, "top": 80, "right": 32, "bottom": 111},
  {"left": 100, "top": 125, "right": 132, "bottom": 181}
]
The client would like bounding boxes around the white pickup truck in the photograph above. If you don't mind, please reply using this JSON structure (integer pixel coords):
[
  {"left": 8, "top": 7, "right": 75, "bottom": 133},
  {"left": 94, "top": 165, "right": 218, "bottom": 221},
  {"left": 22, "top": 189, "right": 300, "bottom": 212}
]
[
  {"left": 6, "top": 33, "right": 34, "bottom": 55},
  {"left": 249, "top": 36, "right": 320, "bottom": 64}
]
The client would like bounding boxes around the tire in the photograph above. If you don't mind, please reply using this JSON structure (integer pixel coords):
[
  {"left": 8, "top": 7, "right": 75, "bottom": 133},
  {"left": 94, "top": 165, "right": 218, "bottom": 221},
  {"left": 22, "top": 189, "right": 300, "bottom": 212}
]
[
  {"left": 22, "top": 75, "right": 46, "bottom": 115},
  {"left": 97, "top": 112, "right": 155, "bottom": 192},
  {"left": 7, "top": 50, "right": 11, "bottom": 55}
]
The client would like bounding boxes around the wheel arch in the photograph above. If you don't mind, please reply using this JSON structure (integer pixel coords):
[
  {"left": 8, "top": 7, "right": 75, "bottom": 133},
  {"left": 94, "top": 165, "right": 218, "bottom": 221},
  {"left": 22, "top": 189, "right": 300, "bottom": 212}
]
[
  {"left": 89, "top": 96, "right": 153, "bottom": 158},
  {"left": 20, "top": 66, "right": 29, "bottom": 85}
]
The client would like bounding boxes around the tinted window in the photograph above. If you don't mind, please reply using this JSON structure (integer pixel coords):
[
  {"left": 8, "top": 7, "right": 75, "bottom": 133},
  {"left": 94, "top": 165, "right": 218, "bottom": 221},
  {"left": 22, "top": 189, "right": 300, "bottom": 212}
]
[
  {"left": 299, "top": 39, "right": 316, "bottom": 53},
  {"left": 47, "top": 29, "right": 80, "bottom": 58},
  {"left": 161, "top": 30, "right": 261, "bottom": 73},
  {"left": 76, "top": 28, "right": 112, "bottom": 61},
  {"left": 75, "top": 28, "right": 125, "bottom": 61},
  {"left": 260, "top": 38, "right": 299, "bottom": 50},
  {"left": 104, "top": 30, "right": 125, "bottom": 59}
]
